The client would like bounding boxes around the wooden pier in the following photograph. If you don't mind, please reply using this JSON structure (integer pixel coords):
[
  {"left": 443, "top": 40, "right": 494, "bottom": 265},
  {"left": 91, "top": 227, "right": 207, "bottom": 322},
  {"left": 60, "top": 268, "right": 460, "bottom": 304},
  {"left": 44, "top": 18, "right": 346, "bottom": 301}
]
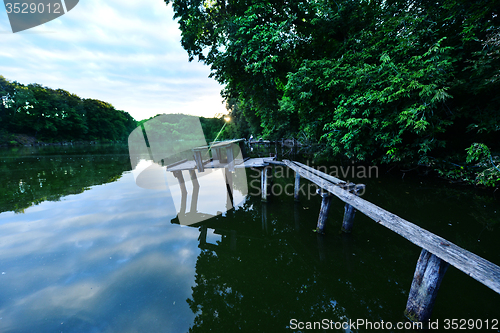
[
  {"left": 164, "top": 139, "right": 500, "bottom": 327},
  {"left": 283, "top": 159, "right": 500, "bottom": 326}
]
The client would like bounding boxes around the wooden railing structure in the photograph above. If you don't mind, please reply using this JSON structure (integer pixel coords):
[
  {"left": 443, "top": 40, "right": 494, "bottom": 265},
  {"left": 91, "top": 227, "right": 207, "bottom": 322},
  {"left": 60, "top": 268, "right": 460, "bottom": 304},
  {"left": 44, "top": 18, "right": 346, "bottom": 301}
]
[{"left": 166, "top": 139, "right": 500, "bottom": 327}]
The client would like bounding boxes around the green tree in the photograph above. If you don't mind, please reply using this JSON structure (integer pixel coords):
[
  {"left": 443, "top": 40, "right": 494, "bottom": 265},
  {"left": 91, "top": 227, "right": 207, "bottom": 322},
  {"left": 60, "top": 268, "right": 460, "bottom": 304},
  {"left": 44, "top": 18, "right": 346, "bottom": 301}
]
[{"left": 165, "top": 0, "right": 499, "bottom": 179}]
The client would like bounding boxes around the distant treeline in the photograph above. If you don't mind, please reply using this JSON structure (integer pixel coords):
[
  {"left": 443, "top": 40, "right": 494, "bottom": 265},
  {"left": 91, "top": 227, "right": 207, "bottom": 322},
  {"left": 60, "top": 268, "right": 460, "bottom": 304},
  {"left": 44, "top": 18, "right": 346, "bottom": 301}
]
[
  {"left": 138, "top": 113, "right": 226, "bottom": 143},
  {"left": 0, "top": 75, "right": 137, "bottom": 144}
]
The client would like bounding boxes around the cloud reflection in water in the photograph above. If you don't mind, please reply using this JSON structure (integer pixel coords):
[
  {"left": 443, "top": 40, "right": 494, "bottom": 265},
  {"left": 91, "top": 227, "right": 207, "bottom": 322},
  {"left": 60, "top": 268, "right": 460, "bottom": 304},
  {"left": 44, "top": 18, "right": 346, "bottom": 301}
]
[{"left": 0, "top": 171, "right": 200, "bottom": 333}]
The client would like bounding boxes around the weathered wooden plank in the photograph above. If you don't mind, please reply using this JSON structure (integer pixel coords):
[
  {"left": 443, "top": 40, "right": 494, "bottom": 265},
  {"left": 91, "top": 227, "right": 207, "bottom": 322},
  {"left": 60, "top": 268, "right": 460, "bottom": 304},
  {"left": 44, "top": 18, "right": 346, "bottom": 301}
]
[
  {"left": 291, "top": 160, "right": 345, "bottom": 185},
  {"left": 283, "top": 160, "right": 500, "bottom": 295},
  {"left": 268, "top": 160, "right": 286, "bottom": 166},
  {"left": 405, "top": 249, "right": 449, "bottom": 324},
  {"left": 166, "top": 159, "right": 188, "bottom": 169},
  {"left": 167, "top": 160, "right": 197, "bottom": 171}
]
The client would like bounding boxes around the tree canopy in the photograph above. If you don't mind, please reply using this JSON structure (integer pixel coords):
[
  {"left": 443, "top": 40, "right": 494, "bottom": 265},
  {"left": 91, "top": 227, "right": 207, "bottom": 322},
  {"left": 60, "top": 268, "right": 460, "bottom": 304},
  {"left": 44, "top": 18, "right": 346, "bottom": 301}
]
[
  {"left": 165, "top": 0, "right": 500, "bottom": 186},
  {"left": 0, "top": 76, "right": 137, "bottom": 143}
]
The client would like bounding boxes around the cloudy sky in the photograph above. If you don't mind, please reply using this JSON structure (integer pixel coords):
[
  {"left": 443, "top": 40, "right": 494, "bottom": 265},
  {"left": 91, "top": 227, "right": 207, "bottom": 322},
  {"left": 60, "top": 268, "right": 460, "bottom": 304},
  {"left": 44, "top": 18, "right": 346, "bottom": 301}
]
[{"left": 0, "top": 0, "right": 227, "bottom": 121}]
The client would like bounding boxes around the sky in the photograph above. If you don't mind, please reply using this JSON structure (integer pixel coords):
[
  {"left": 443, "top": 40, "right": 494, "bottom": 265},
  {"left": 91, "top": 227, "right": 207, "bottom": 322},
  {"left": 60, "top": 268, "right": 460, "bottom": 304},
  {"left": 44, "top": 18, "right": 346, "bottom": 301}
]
[{"left": 0, "top": 0, "right": 227, "bottom": 121}]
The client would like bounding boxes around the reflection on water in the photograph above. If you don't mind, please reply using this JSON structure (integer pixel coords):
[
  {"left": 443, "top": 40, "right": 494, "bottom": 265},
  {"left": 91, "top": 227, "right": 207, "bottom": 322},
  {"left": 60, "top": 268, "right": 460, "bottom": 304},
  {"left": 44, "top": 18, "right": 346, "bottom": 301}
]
[
  {"left": 0, "top": 169, "right": 198, "bottom": 332},
  {"left": 0, "top": 145, "right": 499, "bottom": 332},
  {"left": 0, "top": 144, "right": 132, "bottom": 214}
]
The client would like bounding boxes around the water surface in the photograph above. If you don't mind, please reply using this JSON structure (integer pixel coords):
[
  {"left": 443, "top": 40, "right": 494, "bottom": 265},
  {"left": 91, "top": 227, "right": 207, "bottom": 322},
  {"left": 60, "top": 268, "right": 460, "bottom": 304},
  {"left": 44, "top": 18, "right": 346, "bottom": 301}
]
[{"left": 0, "top": 144, "right": 499, "bottom": 332}]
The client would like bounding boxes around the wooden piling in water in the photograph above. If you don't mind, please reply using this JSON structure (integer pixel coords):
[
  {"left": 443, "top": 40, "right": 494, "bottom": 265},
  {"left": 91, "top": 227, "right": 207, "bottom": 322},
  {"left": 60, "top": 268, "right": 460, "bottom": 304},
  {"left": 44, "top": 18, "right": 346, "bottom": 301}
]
[
  {"left": 224, "top": 169, "right": 234, "bottom": 209},
  {"left": 173, "top": 171, "right": 187, "bottom": 215},
  {"left": 316, "top": 190, "right": 333, "bottom": 234},
  {"left": 294, "top": 172, "right": 300, "bottom": 202},
  {"left": 189, "top": 170, "right": 200, "bottom": 214},
  {"left": 262, "top": 202, "right": 268, "bottom": 233},
  {"left": 189, "top": 169, "right": 199, "bottom": 188},
  {"left": 193, "top": 150, "right": 204, "bottom": 172},
  {"left": 341, "top": 203, "right": 356, "bottom": 233},
  {"left": 405, "top": 249, "right": 449, "bottom": 325},
  {"left": 341, "top": 184, "right": 364, "bottom": 233},
  {"left": 261, "top": 166, "right": 272, "bottom": 202},
  {"left": 226, "top": 145, "right": 235, "bottom": 171}
]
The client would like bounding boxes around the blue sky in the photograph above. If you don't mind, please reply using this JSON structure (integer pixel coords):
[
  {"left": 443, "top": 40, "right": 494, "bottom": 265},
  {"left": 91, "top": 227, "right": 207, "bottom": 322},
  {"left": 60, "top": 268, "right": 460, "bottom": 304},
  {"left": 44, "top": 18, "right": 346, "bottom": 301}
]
[{"left": 0, "top": 0, "right": 227, "bottom": 121}]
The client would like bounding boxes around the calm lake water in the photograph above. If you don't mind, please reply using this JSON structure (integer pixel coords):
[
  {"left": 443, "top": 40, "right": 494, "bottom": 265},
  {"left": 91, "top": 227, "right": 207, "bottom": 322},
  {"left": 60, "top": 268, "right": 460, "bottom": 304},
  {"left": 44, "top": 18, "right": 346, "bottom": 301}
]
[{"left": 0, "top": 144, "right": 499, "bottom": 332}]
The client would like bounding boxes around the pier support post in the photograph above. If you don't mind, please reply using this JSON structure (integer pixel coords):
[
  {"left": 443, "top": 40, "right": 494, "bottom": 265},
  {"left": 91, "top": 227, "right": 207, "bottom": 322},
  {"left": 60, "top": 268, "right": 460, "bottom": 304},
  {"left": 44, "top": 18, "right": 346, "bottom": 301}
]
[
  {"left": 189, "top": 169, "right": 199, "bottom": 188},
  {"left": 224, "top": 168, "right": 234, "bottom": 210},
  {"left": 316, "top": 190, "right": 332, "bottom": 234},
  {"left": 189, "top": 170, "right": 200, "bottom": 214},
  {"left": 173, "top": 171, "right": 187, "bottom": 215},
  {"left": 261, "top": 166, "right": 272, "bottom": 202},
  {"left": 262, "top": 203, "right": 268, "bottom": 233},
  {"left": 226, "top": 145, "right": 235, "bottom": 171},
  {"left": 404, "top": 249, "right": 449, "bottom": 325},
  {"left": 294, "top": 172, "right": 300, "bottom": 202},
  {"left": 341, "top": 184, "right": 364, "bottom": 233},
  {"left": 193, "top": 150, "right": 205, "bottom": 172},
  {"left": 341, "top": 204, "right": 356, "bottom": 233},
  {"left": 198, "top": 225, "right": 207, "bottom": 247}
]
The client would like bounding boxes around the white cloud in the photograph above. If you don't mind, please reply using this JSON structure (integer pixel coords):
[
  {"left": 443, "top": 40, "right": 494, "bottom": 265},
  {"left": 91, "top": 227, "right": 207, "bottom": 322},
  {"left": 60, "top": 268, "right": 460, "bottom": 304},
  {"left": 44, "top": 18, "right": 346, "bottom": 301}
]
[{"left": 0, "top": 0, "right": 227, "bottom": 120}]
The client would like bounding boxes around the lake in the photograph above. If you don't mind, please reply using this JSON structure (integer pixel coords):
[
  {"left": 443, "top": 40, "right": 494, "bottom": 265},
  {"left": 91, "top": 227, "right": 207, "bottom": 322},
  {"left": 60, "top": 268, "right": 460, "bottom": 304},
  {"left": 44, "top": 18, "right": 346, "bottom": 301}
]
[{"left": 0, "top": 144, "right": 499, "bottom": 332}]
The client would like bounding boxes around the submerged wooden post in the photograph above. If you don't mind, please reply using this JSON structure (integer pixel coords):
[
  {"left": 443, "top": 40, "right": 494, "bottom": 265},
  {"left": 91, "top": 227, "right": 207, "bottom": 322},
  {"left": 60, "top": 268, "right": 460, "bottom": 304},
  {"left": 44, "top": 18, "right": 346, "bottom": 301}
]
[
  {"left": 189, "top": 170, "right": 200, "bottom": 214},
  {"left": 198, "top": 225, "right": 207, "bottom": 247},
  {"left": 294, "top": 172, "right": 300, "bottom": 202},
  {"left": 316, "top": 189, "right": 333, "bottom": 234},
  {"left": 226, "top": 144, "right": 235, "bottom": 171},
  {"left": 261, "top": 202, "right": 268, "bottom": 233},
  {"left": 261, "top": 166, "right": 272, "bottom": 202},
  {"left": 224, "top": 168, "right": 234, "bottom": 210},
  {"left": 341, "top": 184, "right": 365, "bottom": 233},
  {"left": 173, "top": 171, "right": 187, "bottom": 215},
  {"left": 193, "top": 150, "right": 204, "bottom": 172},
  {"left": 405, "top": 249, "right": 449, "bottom": 325},
  {"left": 189, "top": 169, "right": 199, "bottom": 188},
  {"left": 341, "top": 204, "right": 356, "bottom": 233}
]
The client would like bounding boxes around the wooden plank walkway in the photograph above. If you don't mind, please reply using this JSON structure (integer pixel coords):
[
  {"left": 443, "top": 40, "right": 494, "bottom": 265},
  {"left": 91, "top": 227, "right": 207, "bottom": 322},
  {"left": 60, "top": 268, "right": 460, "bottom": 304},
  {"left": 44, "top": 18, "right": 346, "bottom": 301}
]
[
  {"left": 167, "top": 157, "right": 275, "bottom": 172},
  {"left": 284, "top": 160, "right": 500, "bottom": 294}
]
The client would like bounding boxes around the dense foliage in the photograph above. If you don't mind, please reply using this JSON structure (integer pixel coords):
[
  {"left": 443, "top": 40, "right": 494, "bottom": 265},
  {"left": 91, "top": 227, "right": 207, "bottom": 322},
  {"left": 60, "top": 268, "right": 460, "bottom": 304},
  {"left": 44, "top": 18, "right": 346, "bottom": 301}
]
[
  {"left": 0, "top": 76, "right": 137, "bottom": 143},
  {"left": 138, "top": 113, "right": 226, "bottom": 142},
  {"left": 165, "top": 0, "right": 500, "bottom": 187}
]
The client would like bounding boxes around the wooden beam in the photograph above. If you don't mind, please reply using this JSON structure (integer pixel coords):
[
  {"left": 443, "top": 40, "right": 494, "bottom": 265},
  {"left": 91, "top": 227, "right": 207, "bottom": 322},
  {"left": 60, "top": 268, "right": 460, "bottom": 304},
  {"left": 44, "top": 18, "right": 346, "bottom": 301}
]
[
  {"left": 166, "top": 159, "right": 188, "bottom": 169},
  {"left": 283, "top": 159, "right": 500, "bottom": 295},
  {"left": 291, "top": 160, "right": 345, "bottom": 185}
]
